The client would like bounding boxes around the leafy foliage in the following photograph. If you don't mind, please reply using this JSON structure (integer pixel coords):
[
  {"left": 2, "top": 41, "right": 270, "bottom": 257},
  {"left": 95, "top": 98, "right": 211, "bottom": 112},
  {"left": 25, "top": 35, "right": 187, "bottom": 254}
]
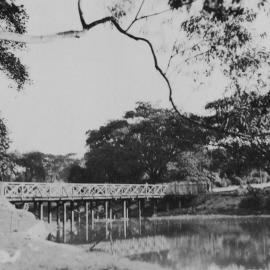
[
  {"left": 85, "top": 102, "right": 208, "bottom": 183},
  {"left": 0, "top": 1, "right": 29, "bottom": 90},
  {"left": 204, "top": 91, "right": 270, "bottom": 176},
  {"left": 0, "top": 116, "right": 10, "bottom": 180}
]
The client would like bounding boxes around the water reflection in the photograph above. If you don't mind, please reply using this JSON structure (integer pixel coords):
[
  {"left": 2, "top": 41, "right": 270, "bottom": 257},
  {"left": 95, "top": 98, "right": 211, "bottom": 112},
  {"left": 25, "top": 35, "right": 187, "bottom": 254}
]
[{"left": 55, "top": 217, "right": 270, "bottom": 270}]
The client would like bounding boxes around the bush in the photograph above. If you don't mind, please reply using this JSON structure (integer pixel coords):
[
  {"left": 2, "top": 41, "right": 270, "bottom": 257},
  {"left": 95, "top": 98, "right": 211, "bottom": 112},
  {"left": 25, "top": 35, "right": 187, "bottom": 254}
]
[{"left": 239, "top": 195, "right": 264, "bottom": 210}]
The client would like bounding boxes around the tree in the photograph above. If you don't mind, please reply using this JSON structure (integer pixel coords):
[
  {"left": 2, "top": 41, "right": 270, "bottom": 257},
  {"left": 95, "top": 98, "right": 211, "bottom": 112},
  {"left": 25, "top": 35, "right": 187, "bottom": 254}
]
[
  {"left": 85, "top": 102, "right": 208, "bottom": 183},
  {"left": 204, "top": 91, "right": 270, "bottom": 176},
  {"left": 124, "top": 102, "right": 208, "bottom": 182},
  {"left": 85, "top": 119, "right": 144, "bottom": 183}
]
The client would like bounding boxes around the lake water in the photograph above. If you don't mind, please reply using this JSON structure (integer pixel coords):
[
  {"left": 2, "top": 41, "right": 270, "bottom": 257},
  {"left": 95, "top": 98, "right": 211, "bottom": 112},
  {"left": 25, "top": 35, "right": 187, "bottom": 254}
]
[{"left": 55, "top": 216, "right": 270, "bottom": 270}]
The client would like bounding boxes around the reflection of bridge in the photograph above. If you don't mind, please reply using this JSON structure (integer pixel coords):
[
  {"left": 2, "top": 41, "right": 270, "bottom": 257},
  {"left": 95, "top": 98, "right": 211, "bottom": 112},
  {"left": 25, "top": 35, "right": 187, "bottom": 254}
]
[{"left": 98, "top": 235, "right": 170, "bottom": 256}]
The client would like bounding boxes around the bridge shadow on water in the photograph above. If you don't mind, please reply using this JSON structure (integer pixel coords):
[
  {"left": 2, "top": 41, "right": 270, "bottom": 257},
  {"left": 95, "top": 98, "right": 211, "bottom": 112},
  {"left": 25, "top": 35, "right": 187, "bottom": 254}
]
[{"left": 51, "top": 216, "right": 270, "bottom": 270}]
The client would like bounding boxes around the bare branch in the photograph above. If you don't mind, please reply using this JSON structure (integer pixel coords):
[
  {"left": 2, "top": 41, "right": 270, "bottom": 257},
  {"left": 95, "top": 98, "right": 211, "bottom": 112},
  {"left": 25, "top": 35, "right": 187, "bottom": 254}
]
[
  {"left": 185, "top": 49, "right": 211, "bottom": 63},
  {"left": 126, "top": 8, "right": 171, "bottom": 31},
  {"left": 0, "top": 30, "right": 86, "bottom": 43},
  {"left": 78, "top": 0, "right": 87, "bottom": 29},
  {"left": 126, "top": 0, "right": 145, "bottom": 32},
  {"left": 136, "top": 9, "right": 171, "bottom": 21},
  {"left": 0, "top": 11, "right": 266, "bottom": 140},
  {"left": 135, "top": 0, "right": 146, "bottom": 20}
]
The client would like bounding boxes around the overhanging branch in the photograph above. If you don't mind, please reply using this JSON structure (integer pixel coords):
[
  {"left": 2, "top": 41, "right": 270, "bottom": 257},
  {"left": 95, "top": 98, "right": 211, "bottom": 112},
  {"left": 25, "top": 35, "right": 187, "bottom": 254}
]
[{"left": 0, "top": 1, "right": 267, "bottom": 140}]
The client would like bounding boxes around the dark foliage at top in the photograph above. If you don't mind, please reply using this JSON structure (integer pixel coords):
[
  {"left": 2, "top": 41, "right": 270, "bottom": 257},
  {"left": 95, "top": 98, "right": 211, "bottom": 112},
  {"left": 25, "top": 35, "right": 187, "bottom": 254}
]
[{"left": 0, "top": 0, "right": 29, "bottom": 90}]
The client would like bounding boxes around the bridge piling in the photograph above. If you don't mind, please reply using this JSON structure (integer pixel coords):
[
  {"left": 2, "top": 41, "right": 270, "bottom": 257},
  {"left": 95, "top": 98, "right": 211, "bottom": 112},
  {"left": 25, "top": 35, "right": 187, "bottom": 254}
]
[
  {"left": 105, "top": 200, "right": 108, "bottom": 220},
  {"left": 178, "top": 199, "right": 182, "bottom": 209},
  {"left": 70, "top": 201, "right": 74, "bottom": 233},
  {"left": 126, "top": 201, "right": 129, "bottom": 220},
  {"left": 138, "top": 199, "right": 141, "bottom": 219},
  {"left": 85, "top": 201, "right": 89, "bottom": 241},
  {"left": 33, "top": 202, "right": 38, "bottom": 217},
  {"left": 91, "top": 201, "right": 95, "bottom": 228},
  {"left": 56, "top": 202, "right": 60, "bottom": 226},
  {"left": 78, "top": 203, "right": 81, "bottom": 225},
  {"left": 63, "top": 202, "right": 67, "bottom": 243},
  {"left": 166, "top": 200, "right": 170, "bottom": 212},
  {"left": 109, "top": 201, "right": 113, "bottom": 220},
  {"left": 39, "top": 202, "right": 44, "bottom": 221},
  {"left": 48, "top": 202, "right": 52, "bottom": 224},
  {"left": 153, "top": 199, "right": 157, "bottom": 216},
  {"left": 123, "top": 200, "right": 127, "bottom": 220}
]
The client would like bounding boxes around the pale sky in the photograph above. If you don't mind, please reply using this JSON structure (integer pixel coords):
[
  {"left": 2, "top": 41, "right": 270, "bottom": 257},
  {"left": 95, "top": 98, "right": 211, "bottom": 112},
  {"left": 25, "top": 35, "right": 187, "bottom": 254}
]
[{"left": 0, "top": 0, "right": 266, "bottom": 157}]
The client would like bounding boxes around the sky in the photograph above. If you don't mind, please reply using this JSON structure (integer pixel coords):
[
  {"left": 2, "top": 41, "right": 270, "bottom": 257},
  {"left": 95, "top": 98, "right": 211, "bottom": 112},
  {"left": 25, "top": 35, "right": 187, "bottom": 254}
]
[{"left": 0, "top": 0, "right": 261, "bottom": 157}]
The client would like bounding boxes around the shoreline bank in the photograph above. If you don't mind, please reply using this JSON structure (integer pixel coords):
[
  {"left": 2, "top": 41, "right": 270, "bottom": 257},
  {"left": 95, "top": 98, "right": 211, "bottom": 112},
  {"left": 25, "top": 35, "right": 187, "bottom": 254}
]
[{"left": 0, "top": 199, "right": 169, "bottom": 270}]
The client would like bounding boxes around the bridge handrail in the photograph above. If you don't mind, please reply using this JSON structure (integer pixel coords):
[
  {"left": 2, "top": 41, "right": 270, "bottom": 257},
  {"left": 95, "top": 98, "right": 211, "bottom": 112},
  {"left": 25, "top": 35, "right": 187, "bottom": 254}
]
[{"left": 0, "top": 182, "right": 168, "bottom": 200}]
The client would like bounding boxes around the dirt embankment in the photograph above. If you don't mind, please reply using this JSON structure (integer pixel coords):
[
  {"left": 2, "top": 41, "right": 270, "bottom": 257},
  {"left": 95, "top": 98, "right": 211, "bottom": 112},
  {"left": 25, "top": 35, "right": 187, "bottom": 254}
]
[{"left": 0, "top": 199, "right": 168, "bottom": 270}]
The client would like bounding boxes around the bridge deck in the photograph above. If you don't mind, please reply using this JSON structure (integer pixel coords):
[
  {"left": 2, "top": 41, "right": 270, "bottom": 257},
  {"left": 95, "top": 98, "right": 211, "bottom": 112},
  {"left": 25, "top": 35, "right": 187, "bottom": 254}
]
[{"left": 0, "top": 181, "right": 208, "bottom": 202}]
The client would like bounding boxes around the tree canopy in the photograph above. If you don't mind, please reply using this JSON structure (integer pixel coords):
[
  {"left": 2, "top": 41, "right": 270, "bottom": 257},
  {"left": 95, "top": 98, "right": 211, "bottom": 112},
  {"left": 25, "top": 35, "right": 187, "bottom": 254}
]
[
  {"left": 0, "top": 0, "right": 29, "bottom": 90},
  {"left": 0, "top": 0, "right": 269, "bottom": 139},
  {"left": 85, "top": 102, "right": 208, "bottom": 183}
]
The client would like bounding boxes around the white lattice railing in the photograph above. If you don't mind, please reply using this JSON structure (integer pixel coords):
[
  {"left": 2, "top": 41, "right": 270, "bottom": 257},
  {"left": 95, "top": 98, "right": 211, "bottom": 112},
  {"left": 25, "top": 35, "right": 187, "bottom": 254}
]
[{"left": 0, "top": 182, "right": 168, "bottom": 201}]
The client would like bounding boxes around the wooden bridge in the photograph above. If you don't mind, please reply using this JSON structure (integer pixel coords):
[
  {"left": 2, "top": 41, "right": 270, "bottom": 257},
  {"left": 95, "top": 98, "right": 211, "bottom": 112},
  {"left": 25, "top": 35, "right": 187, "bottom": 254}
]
[
  {"left": 0, "top": 181, "right": 207, "bottom": 233},
  {"left": 0, "top": 181, "right": 207, "bottom": 202}
]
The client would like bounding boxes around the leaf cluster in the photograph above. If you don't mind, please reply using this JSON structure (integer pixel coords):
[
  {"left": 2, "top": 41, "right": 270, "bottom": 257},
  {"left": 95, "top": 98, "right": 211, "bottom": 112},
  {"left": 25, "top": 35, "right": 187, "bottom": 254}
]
[{"left": 0, "top": 0, "right": 29, "bottom": 90}]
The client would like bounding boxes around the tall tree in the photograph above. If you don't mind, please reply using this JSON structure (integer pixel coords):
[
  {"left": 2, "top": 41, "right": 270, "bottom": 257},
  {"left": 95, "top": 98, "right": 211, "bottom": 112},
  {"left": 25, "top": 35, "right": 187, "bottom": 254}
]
[
  {"left": 205, "top": 91, "right": 270, "bottom": 176},
  {"left": 85, "top": 102, "right": 208, "bottom": 183}
]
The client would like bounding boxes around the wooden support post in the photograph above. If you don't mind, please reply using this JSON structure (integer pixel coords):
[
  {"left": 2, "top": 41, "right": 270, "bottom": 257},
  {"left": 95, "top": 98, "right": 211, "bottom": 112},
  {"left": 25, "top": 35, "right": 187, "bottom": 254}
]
[
  {"left": 39, "top": 202, "right": 44, "bottom": 220},
  {"left": 70, "top": 201, "right": 74, "bottom": 232},
  {"left": 56, "top": 202, "right": 60, "bottom": 226},
  {"left": 78, "top": 208, "right": 81, "bottom": 225},
  {"left": 48, "top": 202, "right": 52, "bottom": 224},
  {"left": 141, "top": 199, "right": 145, "bottom": 217},
  {"left": 91, "top": 201, "right": 95, "bottom": 228},
  {"left": 126, "top": 200, "right": 130, "bottom": 220},
  {"left": 138, "top": 199, "right": 142, "bottom": 219},
  {"left": 33, "top": 202, "right": 37, "bottom": 217},
  {"left": 153, "top": 199, "right": 157, "bottom": 216},
  {"left": 178, "top": 198, "right": 181, "bottom": 209},
  {"left": 63, "top": 202, "right": 67, "bottom": 243},
  {"left": 123, "top": 200, "right": 127, "bottom": 220},
  {"left": 124, "top": 219, "right": 127, "bottom": 238},
  {"left": 109, "top": 203, "right": 113, "bottom": 221},
  {"left": 166, "top": 200, "right": 170, "bottom": 212},
  {"left": 105, "top": 200, "right": 108, "bottom": 220},
  {"left": 85, "top": 201, "right": 89, "bottom": 241}
]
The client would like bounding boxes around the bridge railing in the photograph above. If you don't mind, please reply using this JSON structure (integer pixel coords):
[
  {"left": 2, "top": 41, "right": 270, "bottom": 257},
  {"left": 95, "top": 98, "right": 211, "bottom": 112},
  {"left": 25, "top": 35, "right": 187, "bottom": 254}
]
[{"left": 0, "top": 182, "right": 168, "bottom": 201}]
